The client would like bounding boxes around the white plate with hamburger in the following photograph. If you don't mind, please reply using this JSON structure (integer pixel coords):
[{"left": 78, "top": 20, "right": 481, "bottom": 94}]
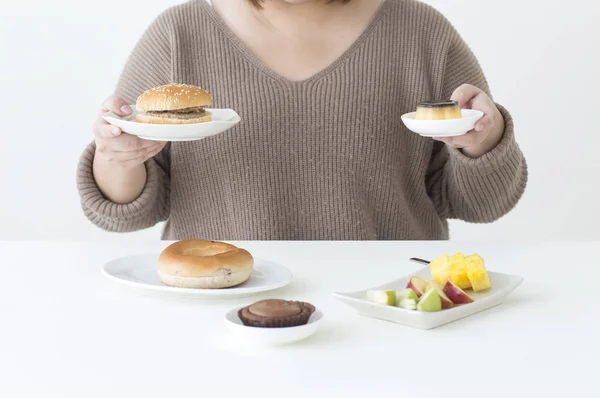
[
  {"left": 401, "top": 100, "right": 484, "bottom": 138},
  {"left": 102, "top": 240, "right": 293, "bottom": 299},
  {"left": 102, "top": 84, "right": 241, "bottom": 142}
]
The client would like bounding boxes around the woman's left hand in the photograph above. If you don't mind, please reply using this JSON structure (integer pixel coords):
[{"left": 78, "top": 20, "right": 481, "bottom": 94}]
[{"left": 434, "top": 84, "right": 505, "bottom": 158}]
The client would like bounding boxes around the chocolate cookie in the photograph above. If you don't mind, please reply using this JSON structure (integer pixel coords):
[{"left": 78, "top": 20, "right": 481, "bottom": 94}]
[{"left": 238, "top": 299, "right": 316, "bottom": 328}]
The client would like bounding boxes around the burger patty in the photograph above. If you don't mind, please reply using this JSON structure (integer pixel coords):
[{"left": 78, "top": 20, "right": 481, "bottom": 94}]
[{"left": 145, "top": 107, "right": 208, "bottom": 119}]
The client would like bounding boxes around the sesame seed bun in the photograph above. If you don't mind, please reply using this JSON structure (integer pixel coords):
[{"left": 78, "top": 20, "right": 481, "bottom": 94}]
[{"left": 135, "top": 84, "right": 213, "bottom": 112}]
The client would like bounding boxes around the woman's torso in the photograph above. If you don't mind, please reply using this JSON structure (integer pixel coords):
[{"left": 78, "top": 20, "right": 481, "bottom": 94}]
[{"left": 144, "top": 0, "right": 452, "bottom": 240}]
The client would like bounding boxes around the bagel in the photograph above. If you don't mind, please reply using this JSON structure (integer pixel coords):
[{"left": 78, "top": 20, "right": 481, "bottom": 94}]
[{"left": 157, "top": 240, "right": 254, "bottom": 289}]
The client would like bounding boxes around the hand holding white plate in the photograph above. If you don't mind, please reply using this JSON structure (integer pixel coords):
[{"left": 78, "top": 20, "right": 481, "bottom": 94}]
[
  {"left": 102, "top": 84, "right": 240, "bottom": 142},
  {"left": 102, "top": 106, "right": 241, "bottom": 142},
  {"left": 401, "top": 109, "right": 484, "bottom": 138}
]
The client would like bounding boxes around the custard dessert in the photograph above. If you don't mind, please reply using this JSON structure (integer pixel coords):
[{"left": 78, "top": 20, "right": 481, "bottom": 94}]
[{"left": 415, "top": 100, "right": 462, "bottom": 120}]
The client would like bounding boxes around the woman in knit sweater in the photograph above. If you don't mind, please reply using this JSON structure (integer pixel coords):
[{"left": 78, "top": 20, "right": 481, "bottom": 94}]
[{"left": 77, "top": 0, "right": 527, "bottom": 240}]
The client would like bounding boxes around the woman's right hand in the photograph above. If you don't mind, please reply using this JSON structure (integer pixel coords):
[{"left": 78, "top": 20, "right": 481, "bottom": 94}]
[
  {"left": 93, "top": 96, "right": 166, "bottom": 169},
  {"left": 92, "top": 96, "right": 166, "bottom": 204}
]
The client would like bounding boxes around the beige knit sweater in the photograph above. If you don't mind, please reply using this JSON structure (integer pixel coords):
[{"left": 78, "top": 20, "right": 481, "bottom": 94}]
[{"left": 76, "top": 0, "right": 528, "bottom": 240}]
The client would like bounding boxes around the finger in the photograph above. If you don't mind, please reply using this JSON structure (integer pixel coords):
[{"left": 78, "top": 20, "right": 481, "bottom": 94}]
[
  {"left": 432, "top": 137, "right": 463, "bottom": 148},
  {"left": 96, "top": 133, "right": 147, "bottom": 153},
  {"left": 118, "top": 145, "right": 163, "bottom": 169},
  {"left": 145, "top": 142, "right": 166, "bottom": 159},
  {"left": 101, "top": 96, "right": 132, "bottom": 116},
  {"left": 112, "top": 154, "right": 148, "bottom": 169},
  {"left": 466, "top": 94, "right": 495, "bottom": 131},
  {"left": 100, "top": 133, "right": 161, "bottom": 152},
  {"left": 451, "top": 84, "right": 482, "bottom": 108},
  {"left": 447, "top": 131, "right": 487, "bottom": 148},
  {"left": 110, "top": 140, "right": 163, "bottom": 153},
  {"left": 474, "top": 113, "right": 494, "bottom": 132},
  {"left": 433, "top": 132, "right": 478, "bottom": 148},
  {"left": 98, "top": 143, "right": 164, "bottom": 162},
  {"left": 94, "top": 122, "right": 122, "bottom": 138},
  {"left": 433, "top": 136, "right": 466, "bottom": 147}
]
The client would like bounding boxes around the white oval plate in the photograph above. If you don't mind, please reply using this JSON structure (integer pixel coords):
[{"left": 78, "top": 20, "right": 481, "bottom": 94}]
[
  {"left": 225, "top": 306, "right": 324, "bottom": 346},
  {"left": 102, "top": 253, "right": 292, "bottom": 299},
  {"left": 333, "top": 266, "right": 523, "bottom": 330},
  {"left": 401, "top": 109, "right": 484, "bottom": 137},
  {"left": 102, "top": 105, "right": 241, "bottom": 142}
]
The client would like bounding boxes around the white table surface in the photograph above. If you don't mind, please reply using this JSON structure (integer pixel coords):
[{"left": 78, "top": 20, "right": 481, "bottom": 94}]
[{"left": 1, "top": 240, "right": 597, "bottom": 397}]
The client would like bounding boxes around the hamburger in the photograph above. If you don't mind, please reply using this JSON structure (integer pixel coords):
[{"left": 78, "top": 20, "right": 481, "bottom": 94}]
[{"left": 135, "top": 84, "right": 213, "bottom": 124}]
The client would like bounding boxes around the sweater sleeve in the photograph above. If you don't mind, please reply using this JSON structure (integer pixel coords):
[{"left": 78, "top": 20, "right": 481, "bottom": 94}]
[
  {"left": 76, "top": 13, "right": 173, "bottom": 232},
  {"left": 426, "top": 29, "right": 528, "bottom": 223}
]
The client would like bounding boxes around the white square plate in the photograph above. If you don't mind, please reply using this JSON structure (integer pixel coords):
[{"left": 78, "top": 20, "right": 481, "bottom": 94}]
[
  {"left": 102, "top": 106, "right": 241, "bottom": 142},
  {"left": 333, "top": 267, "right": 523, "bottom": 330}
]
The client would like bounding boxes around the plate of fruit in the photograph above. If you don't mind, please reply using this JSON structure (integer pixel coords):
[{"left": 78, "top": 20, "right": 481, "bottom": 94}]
[{"left": 333, "top": 253, "right": 523, "bottom": 330}]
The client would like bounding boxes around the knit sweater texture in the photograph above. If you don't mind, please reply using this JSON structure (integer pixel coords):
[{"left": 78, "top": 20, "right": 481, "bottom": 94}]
[{"left": 76, "top": 0, "right": 528, "bottom": 240}]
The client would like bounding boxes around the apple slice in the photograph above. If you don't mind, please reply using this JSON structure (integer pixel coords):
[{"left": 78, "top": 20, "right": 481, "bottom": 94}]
[
  {"left": 443, "top": 280, "right": 474, "bottom": 304},
  {"left": 395, "top": 288, "right": 418, "bottom": 310},
  {"left": 426, "top": 281, "right": 454, "bottom": 309},
  {"left": 406, "top": 276, "right": 428, "bottom": 297},
  {"left": 417, "top": 288, "right": 442, "bottom": 312},
  {"left": 367, "top": 290, "right": 396, "bottom": 306}
]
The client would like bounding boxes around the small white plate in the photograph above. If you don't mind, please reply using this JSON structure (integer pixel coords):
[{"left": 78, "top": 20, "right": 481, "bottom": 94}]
[
  {"left": 102, "top": 253, "right": 292, "bottom": 299},
  {"left": 102, "top": 106, "right": 241, "bottom": 142},
  {"left": 224, "top": 306, "right": 324, "bottom": 346},
  {"left": 401, "top": 109, "right": 484, "bottom": 137},
  {"left": 333, "top": 266, "right": 523, "bottom": 330}
]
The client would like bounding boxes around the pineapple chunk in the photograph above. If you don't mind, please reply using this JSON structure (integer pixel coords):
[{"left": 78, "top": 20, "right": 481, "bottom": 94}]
[
  {"left": 465, "top": 254, "right": 491, "bottom": 292},
  {"left": 429, "top": 254, "right": 451, "bottom": 285},
  {"left": 448, "top": 252, "right": 471, "bottom": 290}
]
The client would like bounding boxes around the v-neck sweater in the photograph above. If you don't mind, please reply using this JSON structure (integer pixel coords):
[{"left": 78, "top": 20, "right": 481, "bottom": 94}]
[{"left": 76, "top": 0, "right": 528, "bottom": 240}]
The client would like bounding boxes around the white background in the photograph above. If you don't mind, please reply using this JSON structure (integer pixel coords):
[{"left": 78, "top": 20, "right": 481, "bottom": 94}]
[{"left": 0, "top": 0, "right": 598, "bottom": 241}]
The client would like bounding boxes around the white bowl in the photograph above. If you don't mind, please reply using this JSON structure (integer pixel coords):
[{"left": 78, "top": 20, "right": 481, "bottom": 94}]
[
  {"left": 401, "top": 109, "right": 484, "bottom": 137},
  {"left": 224, "top": 306, "right": 324, "bottom": 346}
]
